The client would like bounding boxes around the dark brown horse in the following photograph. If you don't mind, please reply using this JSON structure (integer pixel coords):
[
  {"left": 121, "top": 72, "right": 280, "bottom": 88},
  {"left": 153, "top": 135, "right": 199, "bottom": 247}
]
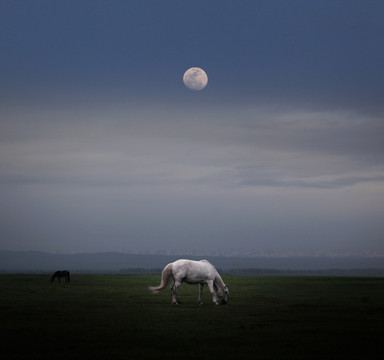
[{"left": 50, "top": 270, "right": 70, "bottom": 284}]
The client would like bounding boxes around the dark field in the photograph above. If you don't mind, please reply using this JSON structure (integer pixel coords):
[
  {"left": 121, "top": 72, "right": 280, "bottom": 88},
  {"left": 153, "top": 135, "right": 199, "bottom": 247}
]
[{"left": 1, "top": 274, "right": 383, "bottom": 359}]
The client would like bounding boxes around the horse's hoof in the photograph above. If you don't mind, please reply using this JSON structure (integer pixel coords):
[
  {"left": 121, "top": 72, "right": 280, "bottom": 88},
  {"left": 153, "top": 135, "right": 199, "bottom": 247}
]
[{"left": 214, "top": 302, "right": 219, "bottom": 305}]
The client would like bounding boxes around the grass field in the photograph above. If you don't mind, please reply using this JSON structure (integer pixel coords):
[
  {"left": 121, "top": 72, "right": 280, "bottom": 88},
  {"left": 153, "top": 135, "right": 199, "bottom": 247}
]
[{"left": 1, "top": 274, "right": 383, "bottom": 359}]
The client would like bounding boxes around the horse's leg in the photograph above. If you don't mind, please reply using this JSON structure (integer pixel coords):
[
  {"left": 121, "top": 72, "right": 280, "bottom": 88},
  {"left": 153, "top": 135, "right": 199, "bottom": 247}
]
[
  {"left": 198, "top": 283, "right": 204, "bottom": 305},
  {"left": 170, "top": 280, "right": 175, "bottom": 304},
  {"left": 206, "top": 280, "right": 219, "bottom": 305},
  {"left": 171, "top": 280, "right": 181, "bottom": 305}
]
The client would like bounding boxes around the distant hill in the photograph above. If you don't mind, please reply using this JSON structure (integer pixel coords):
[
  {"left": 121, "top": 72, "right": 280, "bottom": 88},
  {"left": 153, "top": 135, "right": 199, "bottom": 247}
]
[{"left": 1, "top": 250, "right": 384, "bottom": 275}]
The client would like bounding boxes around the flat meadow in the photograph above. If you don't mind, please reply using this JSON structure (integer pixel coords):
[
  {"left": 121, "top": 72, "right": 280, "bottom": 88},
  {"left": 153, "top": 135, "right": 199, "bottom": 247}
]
[{"left": 1, "top": 274, "right": 383, "bottom": 359}]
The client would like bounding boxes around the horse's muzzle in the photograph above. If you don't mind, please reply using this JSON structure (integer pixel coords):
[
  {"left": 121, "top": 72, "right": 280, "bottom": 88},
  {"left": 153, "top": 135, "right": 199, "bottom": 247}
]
[{"left": 221, "top": 299, "right": 227, "bottom": 305}]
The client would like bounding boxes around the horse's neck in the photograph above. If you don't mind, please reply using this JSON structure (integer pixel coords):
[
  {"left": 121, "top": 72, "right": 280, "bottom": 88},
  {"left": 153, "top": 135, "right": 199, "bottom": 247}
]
[{"left": 214, "top": 272, "right": 225, "bottom": 288}]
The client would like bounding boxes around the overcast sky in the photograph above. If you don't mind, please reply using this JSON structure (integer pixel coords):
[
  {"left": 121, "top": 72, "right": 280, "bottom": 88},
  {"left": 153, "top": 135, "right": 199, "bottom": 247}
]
[{"left": 1, "top": 0, "right": 383, "bottom": 256}]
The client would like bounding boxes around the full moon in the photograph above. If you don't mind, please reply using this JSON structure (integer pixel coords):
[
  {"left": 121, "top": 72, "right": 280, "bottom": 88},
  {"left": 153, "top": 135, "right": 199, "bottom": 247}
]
[{"left": 183, "top": 67, "right": 208, "bottom": 91}]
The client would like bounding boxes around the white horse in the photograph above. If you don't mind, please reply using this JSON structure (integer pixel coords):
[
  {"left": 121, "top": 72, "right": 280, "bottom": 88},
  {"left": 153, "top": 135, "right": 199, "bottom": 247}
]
[{"left": 149, "top": 259, "right": 229, "bottom": 305}]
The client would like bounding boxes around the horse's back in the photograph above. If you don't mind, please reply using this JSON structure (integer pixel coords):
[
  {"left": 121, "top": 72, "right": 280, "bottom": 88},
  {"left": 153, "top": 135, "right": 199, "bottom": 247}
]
[
  {"left": 173, "top": 259, "right": 214, "bottom": 272},
  {"left": 173, "top": 259, "right": 212, "bottom": 267}
]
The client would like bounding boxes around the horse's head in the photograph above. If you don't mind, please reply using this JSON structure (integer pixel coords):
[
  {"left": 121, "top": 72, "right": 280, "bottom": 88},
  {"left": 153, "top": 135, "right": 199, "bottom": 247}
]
[{"left": 218, "top": 284, "right": 229, "bottom": 305}]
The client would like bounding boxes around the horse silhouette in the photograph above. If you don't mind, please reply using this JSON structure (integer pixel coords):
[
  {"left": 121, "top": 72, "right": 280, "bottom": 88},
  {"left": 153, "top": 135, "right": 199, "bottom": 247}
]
[{"left": 50, "top": 270, "right": 70, "bottom": 284}]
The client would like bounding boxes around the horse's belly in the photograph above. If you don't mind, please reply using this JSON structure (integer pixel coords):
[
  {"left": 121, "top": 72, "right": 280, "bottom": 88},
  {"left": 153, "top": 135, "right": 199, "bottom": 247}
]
[{"left": 183, "top": 276, "right": 206, "bottom": 284}]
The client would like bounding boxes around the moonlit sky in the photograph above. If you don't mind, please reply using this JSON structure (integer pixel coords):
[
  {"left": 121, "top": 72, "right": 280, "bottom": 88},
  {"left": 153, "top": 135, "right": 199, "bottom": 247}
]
[{"left": 1, "top": 0, "right": 384, "bottom": 255}]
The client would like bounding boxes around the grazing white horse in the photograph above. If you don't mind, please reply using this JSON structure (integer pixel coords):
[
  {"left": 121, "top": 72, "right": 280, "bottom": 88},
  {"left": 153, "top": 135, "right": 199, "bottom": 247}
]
[{"left": 149, "top": 259, "right": 229, "bottom": 305}]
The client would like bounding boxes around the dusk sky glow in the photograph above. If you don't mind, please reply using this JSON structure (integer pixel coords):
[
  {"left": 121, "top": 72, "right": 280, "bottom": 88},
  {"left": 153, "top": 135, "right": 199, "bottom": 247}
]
[{"left": 1, "top": 1, "right": 383, "bottom": 256}]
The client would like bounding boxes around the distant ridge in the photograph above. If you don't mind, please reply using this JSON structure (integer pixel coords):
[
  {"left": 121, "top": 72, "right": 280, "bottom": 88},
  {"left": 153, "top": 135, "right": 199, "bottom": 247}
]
[{"left": 1, "top": 250, "right": 384, "bottom": 275}]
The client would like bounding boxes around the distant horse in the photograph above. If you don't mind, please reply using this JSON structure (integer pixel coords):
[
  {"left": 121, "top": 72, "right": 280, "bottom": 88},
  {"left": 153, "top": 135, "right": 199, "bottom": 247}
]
[
  {"left": 50, "top": 270, "right": 70, "bottom": 284},
  {"left": 150, "top": 259, "right": 229, "bottom": 305}
]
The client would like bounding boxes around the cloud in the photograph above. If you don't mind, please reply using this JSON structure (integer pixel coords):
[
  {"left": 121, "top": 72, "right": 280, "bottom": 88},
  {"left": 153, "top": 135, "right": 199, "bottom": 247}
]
[
  {"left": 1, "top": 99, "right": 383, "bottom": 254},
  {"left": 1, "top": 101, "right": 383, "bottom": 192}
]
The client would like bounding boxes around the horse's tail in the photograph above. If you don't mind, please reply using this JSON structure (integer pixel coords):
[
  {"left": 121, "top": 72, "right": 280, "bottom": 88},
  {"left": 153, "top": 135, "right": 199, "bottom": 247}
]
[{"left": 149, "top": 263, "right": 173, "bottom": 293}]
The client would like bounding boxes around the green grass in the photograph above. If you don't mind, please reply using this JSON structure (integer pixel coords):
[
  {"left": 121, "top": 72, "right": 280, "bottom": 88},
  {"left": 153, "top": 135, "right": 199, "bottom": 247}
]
[{"left": 1, "top": 274, "right": 383, "bottom": 359}]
